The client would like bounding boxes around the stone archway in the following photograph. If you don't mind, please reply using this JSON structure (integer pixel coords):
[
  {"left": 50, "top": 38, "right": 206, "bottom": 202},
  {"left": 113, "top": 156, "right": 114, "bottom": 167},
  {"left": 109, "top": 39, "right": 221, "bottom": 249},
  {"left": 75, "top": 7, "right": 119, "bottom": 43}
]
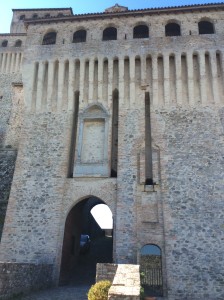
[{"left": 59, "top": 196, "right": 113, "bottom": 285}]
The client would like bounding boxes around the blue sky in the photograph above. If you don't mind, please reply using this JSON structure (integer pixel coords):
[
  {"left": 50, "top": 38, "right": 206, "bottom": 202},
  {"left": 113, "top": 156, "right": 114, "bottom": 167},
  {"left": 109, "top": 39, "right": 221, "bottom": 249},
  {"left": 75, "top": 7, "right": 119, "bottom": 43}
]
[{"left": 1, "top": 0, "right": 223, "bottom": 33}]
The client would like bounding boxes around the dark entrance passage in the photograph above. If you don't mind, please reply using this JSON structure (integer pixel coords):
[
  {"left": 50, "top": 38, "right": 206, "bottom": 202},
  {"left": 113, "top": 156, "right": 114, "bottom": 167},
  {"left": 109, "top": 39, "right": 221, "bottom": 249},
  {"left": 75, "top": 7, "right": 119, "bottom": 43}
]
[{"left": 59, "top": 197, "right": 113, "bottom": 286}]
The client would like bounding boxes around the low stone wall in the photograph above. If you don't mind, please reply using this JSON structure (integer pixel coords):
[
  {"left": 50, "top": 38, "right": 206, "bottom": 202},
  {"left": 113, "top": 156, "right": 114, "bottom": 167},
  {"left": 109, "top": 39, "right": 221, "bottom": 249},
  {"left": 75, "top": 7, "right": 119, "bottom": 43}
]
[
  {"left": 96, "top": 263, "right": 140, "bottom": 300},
  {"left": 96, "top": 263, "right": 118, "bottom": 283},
  {"left": 0, "top": 262, "right": 53, "bottom": 299}
]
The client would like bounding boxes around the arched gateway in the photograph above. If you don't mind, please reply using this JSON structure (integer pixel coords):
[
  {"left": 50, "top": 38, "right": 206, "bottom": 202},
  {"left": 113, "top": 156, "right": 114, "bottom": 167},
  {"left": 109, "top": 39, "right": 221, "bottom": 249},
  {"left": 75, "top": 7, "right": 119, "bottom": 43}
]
[{"left": 59, "top": 196, "right": 113, "bottom": 284}]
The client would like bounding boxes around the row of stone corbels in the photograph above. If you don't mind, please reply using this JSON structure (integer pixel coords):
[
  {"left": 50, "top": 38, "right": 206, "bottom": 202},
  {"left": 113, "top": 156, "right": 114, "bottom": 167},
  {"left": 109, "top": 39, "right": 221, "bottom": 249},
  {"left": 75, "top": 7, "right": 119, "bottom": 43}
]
[
  {"left": 23, "top": 49, "right": 224, "bottom": 112},
  {"left": 0, "top": 52, "right": 22, "bottom": 74}
]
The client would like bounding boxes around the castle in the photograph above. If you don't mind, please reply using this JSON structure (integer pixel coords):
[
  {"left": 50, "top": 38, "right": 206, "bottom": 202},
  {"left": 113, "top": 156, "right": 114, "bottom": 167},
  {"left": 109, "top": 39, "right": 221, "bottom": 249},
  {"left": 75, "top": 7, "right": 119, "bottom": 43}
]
[{"left": 0, "top": 3, "right": 224, "bottom": 299}]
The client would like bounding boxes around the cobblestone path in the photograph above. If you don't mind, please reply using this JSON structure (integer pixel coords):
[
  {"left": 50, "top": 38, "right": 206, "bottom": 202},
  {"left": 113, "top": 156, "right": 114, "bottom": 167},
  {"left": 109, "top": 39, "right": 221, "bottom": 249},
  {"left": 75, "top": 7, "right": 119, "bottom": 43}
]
[{"left": 21, "top": 285, "right": 89, "bottom": 300}]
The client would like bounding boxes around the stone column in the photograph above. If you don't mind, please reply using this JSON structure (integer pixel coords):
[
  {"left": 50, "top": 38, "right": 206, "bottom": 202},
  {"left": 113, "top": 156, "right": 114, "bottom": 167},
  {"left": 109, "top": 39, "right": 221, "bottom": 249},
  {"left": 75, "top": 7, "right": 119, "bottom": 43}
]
[
  {"left": 68, "top": 59, "right": 75, "bottom": 111},
  {"left": 119, "top": 57, "right": 125, "bottom": 106},
  {"left": 175, "top": 53, "right": 182, "bottom": 106},
  {"left": 198, "top": 51, "right": 207, "bottom": 105},
  {"left": 152, "top": 54, "right": 158, "bottom": 107},
  {"left": 163, "top": 53, "right": 170, "bottom": 107},
  {"left": 36, "top": 61, "right": 45, "bottom": 111},
  {"left": 129, "top": 56, "right": 136, "bottom": 107}
]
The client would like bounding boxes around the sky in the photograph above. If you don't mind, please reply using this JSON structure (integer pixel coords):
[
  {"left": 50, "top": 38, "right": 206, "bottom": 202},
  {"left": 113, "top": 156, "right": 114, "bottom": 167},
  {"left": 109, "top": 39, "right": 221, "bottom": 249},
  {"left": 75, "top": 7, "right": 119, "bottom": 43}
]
[
  {"left": 1, "top": 0, "right": 224, "bottom": 33},
  {"left": 91, "top": 204, "right": 113, "bottom": 229}
]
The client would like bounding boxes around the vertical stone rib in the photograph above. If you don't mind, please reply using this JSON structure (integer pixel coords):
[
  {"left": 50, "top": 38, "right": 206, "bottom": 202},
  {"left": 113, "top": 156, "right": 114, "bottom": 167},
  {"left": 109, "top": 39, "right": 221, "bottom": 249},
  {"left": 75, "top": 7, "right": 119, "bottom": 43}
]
[
  {"left": 98, "top": 57, "right": 103, "bottom": 102},
  {"left": 19, "top": 53, "right": 23, "bottom": 71},
  {"left": 6, "top": 53, "right": 11, "bottom": 73},
  {"left": 47, "top": 60, "right": 54, "bottom": 111},
  {"left": 152, "top": 54, "right": 158, "bottom": 107},
  {"left": 68, "top": 59, "right": 75, "bottom": 111},
  {"left": 175, "top": 53, "right": 182, "bottom": 106},
  {"left": 210, "top": 51, "right": 219, "bottom": 104},
  {"left": 141, "top": 55, "right": 146, "bottom": 86},
  {"left": 57, "top": 60, "right": 65, "bottom": 111},
  {"left": 42, "top": 62, "right": 48, "bottom": 111},
  {"left": 1, "top": 53, "right": 6, "bottom": 73},
  {"left": 11, "top": 53, "right": 16, "bottom": 73},
  {"left": 108, "top": 58, "right": 114, "bottom": 106},
  {"left": 187, "top": 52, "right": 194, "bottom": 106},
  {"left": 129, "top": 56, "right": 136, "bottom": 107},
  {"left": 163, "top": 53, "right": 170, "bottom": 107},
  {"left": 79, "top": 58, "right": 85, "bottom": 105},
  {"left": 15, "top": 52, "right": 20, "bottom": 72},
  {"left": 36, "top": 61, "right": 45, "bottom": 111},
  {"left": 0, "top": 54, "right": 2, "bottom": 71},
  {"left": 24, "top": 62, "right": 36, "bottom": 111},
  {"left": 119, "top": 57, "right": 125, "bottom": 106},
  {"left": 88, "top": 58, "right": 94, "bottom": 103},
  {"left": 199, "top": 51, "right": 207, "bottom": 105}
]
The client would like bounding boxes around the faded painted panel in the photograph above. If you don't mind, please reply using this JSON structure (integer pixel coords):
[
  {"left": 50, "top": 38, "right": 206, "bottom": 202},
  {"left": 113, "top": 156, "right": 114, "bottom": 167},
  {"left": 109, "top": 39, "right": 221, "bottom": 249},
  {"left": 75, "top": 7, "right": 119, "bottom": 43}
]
[{"left": 81, "top": 119, "right": 105, "bottom": 163}]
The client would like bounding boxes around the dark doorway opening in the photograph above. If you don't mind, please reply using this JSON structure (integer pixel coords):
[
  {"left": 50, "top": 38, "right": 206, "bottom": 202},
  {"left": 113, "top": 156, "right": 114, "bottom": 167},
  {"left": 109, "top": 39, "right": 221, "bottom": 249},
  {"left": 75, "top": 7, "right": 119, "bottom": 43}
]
[
  {"left": 59, "top": 197, "right": 113, "bottom": 286},
  {"left": 140, "top": 244, "right": 163, "bottom": 297}
]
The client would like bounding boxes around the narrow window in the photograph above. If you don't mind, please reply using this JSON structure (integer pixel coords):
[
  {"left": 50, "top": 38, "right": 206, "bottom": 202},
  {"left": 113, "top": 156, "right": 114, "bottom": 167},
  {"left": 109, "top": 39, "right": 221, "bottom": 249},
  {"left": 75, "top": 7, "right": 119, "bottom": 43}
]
[
  {"left": 2, "top": 40, "right": 8, "bottom": 47},
  {"left": 19, "top": 15, "right": 25, "bottom": 20},
  {"left": 58, "top": 13, "right": 64, "bottom": 17},
  {"left": 15, "top": 40, "right": 22, "bottom": 47},
  {"left": 198, "top": 21, "right": 214, "bottom": 34},
  {"left": 145, "top": 92, "right": 153, "bottom": 185},
  {"left": 103, "top": 27, "right": 117, "bottom": 41},
  {"left": 165, "top": 23, "right": 181, "bottom": 36},
  {"left": 140, "top": 244, "right": 163, "bottom": 297},
  {"left": 45, "top": 14, "right": 50, "bottom": 18},
  {"left": 133, "top": 25, "right": 149, "bottom": 39},
  {"left": 42, "top": 32, "right": 57, "bottom": 45},
  {"left": 73, "top": 30, "right": 87, "bottom": 43},
  {"left": 111, "top": 89, "right": 119, "bottom": 177},
  {"left": 68, "top": 91, "right": 79, "bottom": 178},
  {"left": 32, "top": 14, "right": 38, "bottom": 19}
]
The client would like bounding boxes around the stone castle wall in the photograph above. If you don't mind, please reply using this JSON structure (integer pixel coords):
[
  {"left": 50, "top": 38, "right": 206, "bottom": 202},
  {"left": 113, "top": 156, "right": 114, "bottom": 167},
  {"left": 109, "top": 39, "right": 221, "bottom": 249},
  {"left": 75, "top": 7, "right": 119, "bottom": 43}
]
[{"left": 0, "top": 4, "right": 224, "bottom": 300}]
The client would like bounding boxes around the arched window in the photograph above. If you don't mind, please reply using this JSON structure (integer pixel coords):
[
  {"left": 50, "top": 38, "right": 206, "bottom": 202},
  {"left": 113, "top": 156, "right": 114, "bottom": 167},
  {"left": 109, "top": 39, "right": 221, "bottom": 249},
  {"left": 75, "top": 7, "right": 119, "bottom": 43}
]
[
  {"left": 198, "top": 21, "right": 214, "bottom": 34},
  {"left": 15, "top": 40, "right": 22, "bottom": 47},
  {"left": 19, "top": 15, "right": 25, "bottom": 20},
  {"left": 45, "top": 14, "right": 50, "bottom": 18},
  {"left": 133, "top": 25, "right": 149, "bottom": 39},
  {"left": 140, "top": 244, "right": 163, "bottom": 297},
  {"left": 57, "top": 13, "right": 64, "bottom": 17},
  {"left": 103, "top": 27, "right": 117, "bottom": 41},
  {"left": 73, "top": 30, "right": 87, "bottom": 43},
  {"left": 32, "top": 14, "right": 38, "bottom": 19},
  {"left": 165, "top": 23, "right": 181, "bottom": 36},
  {"left": 2, "top": 40, "right": 8, "bottom": 47},
  {"left": 42, "top": 31, "right": 57, "bottom": 45}
]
